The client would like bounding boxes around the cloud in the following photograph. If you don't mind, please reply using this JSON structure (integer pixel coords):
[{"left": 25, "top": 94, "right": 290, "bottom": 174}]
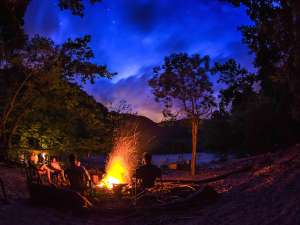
[
  {"left": 84, "top": 73, "right": 164, "bottom": 122},
  {"left": 24, "top": 0, "right": 253, "bottom": 121},
  {"left": 120, "top": 0, "right": 158, "bottom": 33},
  {"left": 156, "top": 33, "right": 190, "bottom": 53}
]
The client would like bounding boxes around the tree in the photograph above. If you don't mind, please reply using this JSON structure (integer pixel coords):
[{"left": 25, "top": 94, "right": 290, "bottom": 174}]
[
  {"left": 0, "top": 0, "right": 112, "bottom": 160},
  {"left": 212, "top": 59, "right": 257, "bottom": 113},
  {"left": 223, "top": 0, "right": 300, "bottom": 122},
  {"left": 149, "top": 53, "right": 215, "bottom": 175},
  {"left": 210, "top": 58, "right": 293, "bottom": 154},
  {"left": 0, "top": 35, "right": 113, "bottom": 158},
  {"left": 0, "top": 0, "right": 102, "bottom": 54},
  {"left": 16, "top": 82, "right": 112, "bottom": 154}
]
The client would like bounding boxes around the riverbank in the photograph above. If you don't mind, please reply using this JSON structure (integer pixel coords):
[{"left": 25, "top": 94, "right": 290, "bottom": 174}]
[{"left": 1, "top": 145, "right": 300, "bottom": 225}]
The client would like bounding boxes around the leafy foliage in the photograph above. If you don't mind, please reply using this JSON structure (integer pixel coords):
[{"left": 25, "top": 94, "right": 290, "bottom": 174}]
[
  {"left": 0, "top": 0, "right": 102, "bottom": 52},
  {"left": 223, "top": 0, "right": 300, "bottom": 120},
  {"left": 58, "top": 0, "right": 102, "bottom": 17},
  {"left": 16, "top": 83, "right": 112, "bottom": 154},
  {"left": 0, "top": 0, "right": 112, "bottom": 159},
  {"left": 146, "top": 1, "right": 300, "bottom": 155},
  {"left": 212, "top": 59, "right": 257, "bottom": 113},
  {"left": 149, "top": 53, "right": 215, "bottom": 120},
  {"left": 197, "top": 0, "right": 300, "bottom": 155}
]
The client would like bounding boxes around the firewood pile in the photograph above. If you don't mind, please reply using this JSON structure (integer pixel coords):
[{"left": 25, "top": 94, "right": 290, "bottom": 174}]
[
  {"left": 91, "top": 181, "right": 219, "bottom": 212},
  {"left": 86, "top": 162, "right": 257, "bottom": 212}
]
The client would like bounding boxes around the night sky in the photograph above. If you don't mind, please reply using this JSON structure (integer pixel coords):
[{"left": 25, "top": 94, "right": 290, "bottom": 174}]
[{"left": 24, "top": 0, "right": 252, "bottom": 122}]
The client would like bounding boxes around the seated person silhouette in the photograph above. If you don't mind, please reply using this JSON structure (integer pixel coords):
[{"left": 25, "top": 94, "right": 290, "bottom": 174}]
[
  {"left": 65, "top": 154, "right": 89, "bottom": 194},
  {"left": 136, "top": 153, "right": 162, "bottom": 189},
  {"left": 50, "top": 156, "right": 66, "bottom": 183},
  {"left": 28, "top": 152, "right": 52, "bottom": 184},
  {"left": 76, "top": 159, "right": 91, "bottom": 183}
]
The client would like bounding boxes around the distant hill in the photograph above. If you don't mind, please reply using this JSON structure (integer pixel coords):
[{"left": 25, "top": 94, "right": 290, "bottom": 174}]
[{"left": 114, "top": 113, "right": 194, "bottom": 154}]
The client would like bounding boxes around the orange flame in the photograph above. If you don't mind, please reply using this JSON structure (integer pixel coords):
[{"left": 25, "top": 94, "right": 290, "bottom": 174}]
[
  {"left": 98, "top": 156, "right": 129, "bottom": 189},
  {"left": 98, "top": 133, "right": 138, "bottom": 190}
]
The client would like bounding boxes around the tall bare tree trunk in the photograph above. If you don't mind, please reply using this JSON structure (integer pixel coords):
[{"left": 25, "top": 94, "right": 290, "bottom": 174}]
[{"left": 191, "top": 118, "right": 198, "bottom": 176}]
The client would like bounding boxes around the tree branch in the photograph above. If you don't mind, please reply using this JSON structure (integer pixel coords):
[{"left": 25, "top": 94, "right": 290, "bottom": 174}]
[{"left": 1, "top": 72, "right": 33, "bottom": 130}]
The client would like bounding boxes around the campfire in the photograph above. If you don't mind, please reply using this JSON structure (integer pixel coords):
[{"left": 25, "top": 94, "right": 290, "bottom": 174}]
[
  {"left": 92, "top": 129, "right": 215, "bottom": 210},
  {"left": 97, "top": 133, "right": 138, "bottom": 190}
]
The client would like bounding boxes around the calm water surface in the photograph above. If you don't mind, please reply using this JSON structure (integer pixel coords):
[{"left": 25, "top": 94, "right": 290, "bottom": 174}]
[{"left": 83, "top": 152, "right": 220, "bottom": 168}]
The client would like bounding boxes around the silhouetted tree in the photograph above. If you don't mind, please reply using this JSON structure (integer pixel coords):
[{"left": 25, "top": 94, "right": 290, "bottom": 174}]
[
  {"left": 223, "top": 0, "right": 300, "bottom": 122},
  {"left": 0, "top": 35, "right": 113, "bottom": 158},
  {"left": 149, "top": 53, "right": 215, "bottom": 175},
  {"left": 212, "top": 59, "right": 257, "bottom": 113},
  {"left": 211, "top": 58, "right": 293, "bottom": 154},
  {"left": 0, "top": 0, "right": 102, "bottom": 54},
  {"left": 16, "top": 83, "right": 112, "bottom": 154},
  {"left": 0, "top": 0, "right": 111, "bottom": 160}
]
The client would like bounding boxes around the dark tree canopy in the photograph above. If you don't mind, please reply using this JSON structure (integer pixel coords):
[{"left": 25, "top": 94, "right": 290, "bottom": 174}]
[
  {"left": 58, "top": 0, "right": 102, "bottom": 17},
  {"left": 0, "top": 0, "right": 112, "bottom": 159},
  {"left": 212, "top": 59, "right": 257, "bottom": 113},
  {"left": 149, "top": 53, "right": 215, "bottom": 120},
  {"left": 223, "top": 0, "right": 300, "bottom": 121},
  {"left": 0, "top": 0, "right": 102, "bottom": 53},
  {"left": 198, "top": 0, "right": 300, "bottom": 155}
]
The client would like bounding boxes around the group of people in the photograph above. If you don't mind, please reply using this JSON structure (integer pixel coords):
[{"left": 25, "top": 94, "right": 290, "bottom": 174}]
[
  {"left": 28, "top": 151, "right": 162, "bottom": 194},
  {"left": 28, "top": 152, "right": 91, "bottom": 194}
]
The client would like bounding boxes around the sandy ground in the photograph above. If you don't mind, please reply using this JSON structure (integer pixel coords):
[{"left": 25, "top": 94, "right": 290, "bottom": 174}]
[{"left": 1, "top": 145, "right": 300, "bottom": 225}]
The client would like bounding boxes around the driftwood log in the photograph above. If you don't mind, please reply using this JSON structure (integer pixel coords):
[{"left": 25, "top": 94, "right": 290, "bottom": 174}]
[
  {"left": 158, "top": 185, "right": 219, "bottom": 209},
  {"left": 133, "top": 185, "right": 219, "bottom": 214},
  {"left": 163, "top": 165, "right": 252, "bottom": 184}
]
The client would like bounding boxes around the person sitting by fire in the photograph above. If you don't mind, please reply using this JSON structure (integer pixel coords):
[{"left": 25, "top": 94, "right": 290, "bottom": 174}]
[
  {"left": 135, "top": 153, "right": 162, "bottom": 189},
  {"left": 28, "top": 152, "right": 52, "bottom": 184},
  {"left": 50, "top": 156, "right": 66, "bottom": 183},
  {"left": 76, "top": 159, "right": 91, "bottom": 184},
  {"left": 65, "top": 154, "right": 90, "bottom": 194}
]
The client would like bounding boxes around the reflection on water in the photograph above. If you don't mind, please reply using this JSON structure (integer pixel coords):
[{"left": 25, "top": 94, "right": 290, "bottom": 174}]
[
  {"left": 83, "top": 152, "right": 220, "bottom": 168},
  {"left": 152, "top": 152, "right": 219, "bottom": 167}
]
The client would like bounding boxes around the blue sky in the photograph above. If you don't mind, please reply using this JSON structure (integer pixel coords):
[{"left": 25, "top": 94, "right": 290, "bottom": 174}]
[{"left": 24, "top": 0, "right": 252, "bottom": 122}]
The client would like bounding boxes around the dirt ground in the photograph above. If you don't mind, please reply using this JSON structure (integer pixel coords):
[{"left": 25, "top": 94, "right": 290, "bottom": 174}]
[{"left": 1, "top": 145, "right": 300, "bottom": 225}]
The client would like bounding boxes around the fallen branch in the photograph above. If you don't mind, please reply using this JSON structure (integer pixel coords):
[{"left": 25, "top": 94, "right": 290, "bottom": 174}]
[
  {"left": 162, "top": 165, "right": 252, "bottom": 184},
  {"left": 136, "top": 185, "right": 219, "bottom": 211}
]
